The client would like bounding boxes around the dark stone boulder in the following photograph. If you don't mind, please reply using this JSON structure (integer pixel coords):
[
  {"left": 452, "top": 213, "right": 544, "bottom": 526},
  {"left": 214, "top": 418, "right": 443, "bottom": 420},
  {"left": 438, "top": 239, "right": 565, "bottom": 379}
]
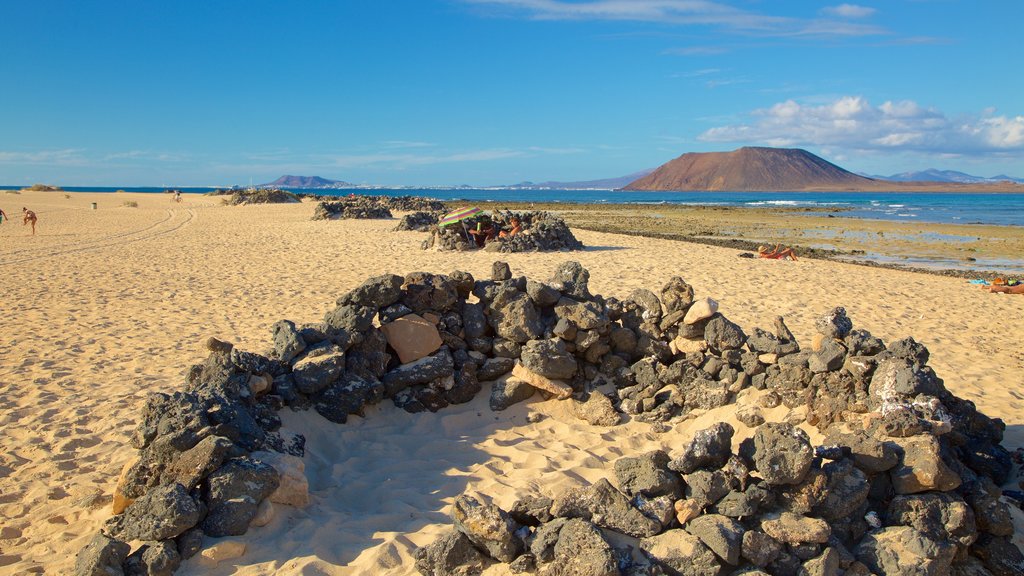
[
  {"left": 640, "top": 529, "right": 721, "bottom": 576},
  {"left": 452, "top": 494, "right": 522, "bottom": 563},
  {"left": 489, "top": 376, "right": 535, "bottom": 411},
  {"left": 509, "top": 494, "right": 554, "bottom": 526},
  {"left": 682, "top": 470, "right": 731, "bottom": 508},
  {"left": 742, "top": 530, "right": 783, "bottom": 567},
  {"left": 668, "top": 422, "right": 734, "bottom": 474},
  {"left": 550, "top": 478, "right": 661, "bottom": 538},
  {"left": 489, "top": 293, "right": 544, "bottom": 343},
  {"left": 382, "top": 349, "right": 454, "bottom": 397},
  {"left": 971, "top": 534, "right": 1024, "bottom": 576},
  {"left": 414, "top": 529, "right": 489, "bottom": 576},
  {"left": 402, "top": 272, "right": 459, "bottom": 314},
  {"left": 704, "top": 314, "right": 747, "bottom": 351},
  {"left": 290, "top": 343, "right": 346, "bottom": 395},
  {"left": 814, "top": 459, "right": 870, "bottom": 522},
  {"left": 660, "top": 276, "right": 695, "bottom": 315},
  {"left": 526, "top": 279, "right": 561, "bottom": 307},
  {"left": 613, "top": 450, "right": 682, "bottom": 498},
  {"left": 492, "top": 261, "right": 512, "bottom": 281},
  {"left": 822, "top": 428, "right": 898, "bottom": 474},
  {"left": 124, "top": 540, "right": 181, "bottom": 576},
  {"left": 462, "top": 302, "right": 488, "bottom": 339},
  {"left": 887, "top": 492, "right": 977, "bottom": 551},
  {"left": 338, "top": 273, "right": 404, "bottom": 308},
  {"left": 478, "top": 357, "right": 515, "bottom": 381},
  {"left": 750, "top": 423, "right": 814, "bottom": 486},
  {"left": 323, "top": 303, "right": 376, "bottom": 334},
  {"left": 313, "top": 374, "right": 384, "bottom": 423},
  {"left": 550, "top": 261, "right": 591, "bottom": 300},
  {"left": 685, "top": 514, "right": 744, "bottom": 566},
  {"left": 161, "top": 435, "right": 234, "bottom": 491},
  {"left": 815, "top": 307, "right": 853, "bottom": 340},
  {"left": 521, "top": 339, "right": 577, "bottom": 380},
  {"left": 553, "top": 297, "right": 609, "bottom": 332},
  {"left": 270, "top": 319, "right": 306, "bottom": 363},
  {"left": 175, "top": 527, "right": 204, "bottom": 560},
  {"left": 74, "top": 533, "right": 131, "bottom": 576},
  {"left": 104, "top": 483, "right": 201, "bottom": 542},
  {"left": 541, "top": 518, "right": 618, "bottom": 576},
  {"left": 808, "top": 338, "right": 847, "bottom": 374},
  {"left": 202, "top": 457, "right": 280, "bottom": 537},
  {"left": 854, "top": 526, "right": 956, "bottom": 576}
]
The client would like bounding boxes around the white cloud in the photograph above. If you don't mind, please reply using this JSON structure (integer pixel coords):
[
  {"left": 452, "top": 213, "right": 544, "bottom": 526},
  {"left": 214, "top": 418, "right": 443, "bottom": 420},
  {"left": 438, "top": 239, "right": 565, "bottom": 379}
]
[
  {"left": 0, "top": 149, "right": 86, "bottom": 165},
  {"left": 465, "top": 0, "right": 886, "bottom": 36},
  {"left": 821, "top": 4, "right": 876, "bottom": 18},
  {"left": 699, "top": 96, "right": 1024, "bottom": 155}
]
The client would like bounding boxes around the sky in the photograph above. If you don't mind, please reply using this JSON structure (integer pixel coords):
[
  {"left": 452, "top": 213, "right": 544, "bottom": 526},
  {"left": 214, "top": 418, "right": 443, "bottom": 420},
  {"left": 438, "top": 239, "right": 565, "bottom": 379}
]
[{"left": 0, "top": 0, "right": 1022, "bottom": 187}]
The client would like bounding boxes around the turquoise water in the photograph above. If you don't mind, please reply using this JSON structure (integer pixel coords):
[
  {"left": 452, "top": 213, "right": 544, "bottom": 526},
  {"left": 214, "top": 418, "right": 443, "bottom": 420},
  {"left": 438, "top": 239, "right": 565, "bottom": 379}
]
[{"left": 5, "top": 186, "right": 1023, "bottom": 227}]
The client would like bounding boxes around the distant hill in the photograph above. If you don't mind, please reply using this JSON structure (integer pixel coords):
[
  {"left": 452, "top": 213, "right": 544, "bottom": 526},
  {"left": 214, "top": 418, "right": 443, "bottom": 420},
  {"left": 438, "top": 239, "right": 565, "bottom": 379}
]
[
  {"left": 874, "top": 169, "right": 1024, "bottom": 184},
  {"left": 624, "top": 147, "right": 874, "bottom": 191},
  {"left": 506, "top": 169, "right": 655, "bottom": 190},
  {"left": 261, "top": 175, "right": 354, "bottom": 188}
]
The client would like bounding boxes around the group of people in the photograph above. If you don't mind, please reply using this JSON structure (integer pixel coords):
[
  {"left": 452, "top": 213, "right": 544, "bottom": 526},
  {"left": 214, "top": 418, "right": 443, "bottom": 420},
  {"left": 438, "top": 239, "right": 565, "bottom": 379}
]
[
  {"left": 0, "top": 207, "right": 37, "bottom": 235},
  {"left": 467, "top": 216, "right": 522, "bottom": 247}
]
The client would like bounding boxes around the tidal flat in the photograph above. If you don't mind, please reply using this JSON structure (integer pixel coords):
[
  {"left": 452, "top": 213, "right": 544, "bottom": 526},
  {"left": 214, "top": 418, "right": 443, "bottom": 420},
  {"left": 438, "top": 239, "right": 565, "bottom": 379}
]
[{"left": 485, "top": 201, "right": 1024, "bottom": 277}]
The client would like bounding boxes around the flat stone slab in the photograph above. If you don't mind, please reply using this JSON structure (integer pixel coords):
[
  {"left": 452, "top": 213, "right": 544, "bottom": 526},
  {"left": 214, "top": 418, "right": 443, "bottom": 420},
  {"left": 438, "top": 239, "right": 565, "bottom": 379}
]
[{"left": 381, "top": 313, "right": 443, "bottom": 364}]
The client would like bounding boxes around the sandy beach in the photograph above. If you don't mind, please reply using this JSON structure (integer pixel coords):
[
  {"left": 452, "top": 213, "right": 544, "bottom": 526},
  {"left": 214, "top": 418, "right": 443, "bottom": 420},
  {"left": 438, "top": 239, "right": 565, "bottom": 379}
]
[{"left": 1, "top": 190, "right": 1021, "bottom": 574}]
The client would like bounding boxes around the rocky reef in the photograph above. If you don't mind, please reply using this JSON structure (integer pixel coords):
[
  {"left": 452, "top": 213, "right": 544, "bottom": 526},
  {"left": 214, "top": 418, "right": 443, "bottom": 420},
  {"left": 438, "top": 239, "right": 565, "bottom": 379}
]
[
  {"left": 75, "top": 262, "right": 1022, "bottom": 575},
  {"left": 313, "top": 195, "right": 448, "bottom": 220},
  {"left": 422, "top": 211, "right": 584, "bottom": 253}
]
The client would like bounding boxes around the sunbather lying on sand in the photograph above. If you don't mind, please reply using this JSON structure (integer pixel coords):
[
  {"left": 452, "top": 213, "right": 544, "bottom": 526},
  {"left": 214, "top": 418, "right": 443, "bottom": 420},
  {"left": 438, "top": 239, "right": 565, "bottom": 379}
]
[
  {"left": 758, "top": 244, "right": 797, "bottom": 261},
  {"left": 984, "top": 284, "right": 1024, "bottom": 294}
]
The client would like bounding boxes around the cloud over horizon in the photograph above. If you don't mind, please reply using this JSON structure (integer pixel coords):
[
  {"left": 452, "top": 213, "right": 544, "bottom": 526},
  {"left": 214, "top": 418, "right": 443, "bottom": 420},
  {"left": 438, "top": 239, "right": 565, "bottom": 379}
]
[
  {"left": 699, "top": 96, "right": 1024, "bottom": 156},
  {"left": 463, "top": 0, "right": 886, "bottom": 37}
]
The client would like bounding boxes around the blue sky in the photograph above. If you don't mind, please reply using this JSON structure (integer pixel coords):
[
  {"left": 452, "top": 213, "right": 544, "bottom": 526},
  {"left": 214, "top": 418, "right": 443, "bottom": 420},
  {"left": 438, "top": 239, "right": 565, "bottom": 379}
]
[{"left": 1, "top": 0, "right": 1021, "bottom": 186}]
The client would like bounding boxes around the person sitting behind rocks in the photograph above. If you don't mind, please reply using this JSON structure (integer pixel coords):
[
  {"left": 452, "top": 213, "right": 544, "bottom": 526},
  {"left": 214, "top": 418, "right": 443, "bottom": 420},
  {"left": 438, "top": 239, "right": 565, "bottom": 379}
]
[
  {"left": 758, "top": 243, "right": 797, "bottom": 261},
  {"left": 499, "top": 217, "right": 522, "bottom": 239},
  {"left": 468, "top": 219, "right": 496, "bottom": 247}
]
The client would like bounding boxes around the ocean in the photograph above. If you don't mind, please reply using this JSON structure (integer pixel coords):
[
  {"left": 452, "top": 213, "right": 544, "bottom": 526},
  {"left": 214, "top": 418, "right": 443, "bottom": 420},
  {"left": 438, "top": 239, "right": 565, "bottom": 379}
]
[{"left": 5, "top": 187, "right": 1024, "bottom": 227}]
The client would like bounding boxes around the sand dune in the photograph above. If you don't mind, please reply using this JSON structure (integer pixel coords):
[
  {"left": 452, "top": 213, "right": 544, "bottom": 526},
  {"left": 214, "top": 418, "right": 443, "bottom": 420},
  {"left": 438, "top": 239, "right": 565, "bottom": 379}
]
[{"left": 0, "top": 190, "right": 1020, "bottom": 574}]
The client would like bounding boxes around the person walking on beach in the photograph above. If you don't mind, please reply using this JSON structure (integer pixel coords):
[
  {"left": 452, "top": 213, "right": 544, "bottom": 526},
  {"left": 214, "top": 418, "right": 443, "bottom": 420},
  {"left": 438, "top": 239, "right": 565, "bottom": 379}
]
[
  {"left": 0, "top": 206, "right": 7, "bottom": 225},
  {"left": 174, "top": 190, "right": 182, "bottom": 203},
  {"left": 22, "top": 207, "right": 37, "bottom": 235}
]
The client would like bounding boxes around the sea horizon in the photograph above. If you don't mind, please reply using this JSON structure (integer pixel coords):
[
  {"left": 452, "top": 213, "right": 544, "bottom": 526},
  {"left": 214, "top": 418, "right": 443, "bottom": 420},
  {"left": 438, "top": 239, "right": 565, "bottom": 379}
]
[{"left": 6, "top": 185, "right": 1024, "bottom": 227}]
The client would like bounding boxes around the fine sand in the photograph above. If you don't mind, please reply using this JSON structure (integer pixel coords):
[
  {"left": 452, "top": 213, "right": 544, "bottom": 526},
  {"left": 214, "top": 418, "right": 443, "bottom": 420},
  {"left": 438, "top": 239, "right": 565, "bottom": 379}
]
[{"left": 0, "top": 190, "right": 1021, "bottom": 574}]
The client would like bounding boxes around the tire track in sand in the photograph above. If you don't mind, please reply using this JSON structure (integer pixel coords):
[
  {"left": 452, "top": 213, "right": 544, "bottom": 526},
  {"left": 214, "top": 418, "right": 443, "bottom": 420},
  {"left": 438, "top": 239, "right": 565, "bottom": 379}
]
[{"left": 1, "top": 208, "right": 195, "bottom": 264}]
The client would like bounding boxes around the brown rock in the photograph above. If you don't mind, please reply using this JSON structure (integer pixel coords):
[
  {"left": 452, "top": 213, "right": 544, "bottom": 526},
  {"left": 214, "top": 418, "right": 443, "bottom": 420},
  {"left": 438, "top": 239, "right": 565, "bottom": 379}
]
[
  {"left": 112, "top": 458, "right": 137, "bottom": 515},
  {"left": 380, "top": 314, "right": 443, "bottom": 364},
  {"left": 511, "top": 363, "right": 572, "bottom": 400},
  {"left": 761, "top": 512, "right": 831, "bottom": 544},
  {"left": 674, "top": 498, "right": 702, "bottom": 525},
  {"left": 890, "top": 435, "right": 961, "bottom": 494}
]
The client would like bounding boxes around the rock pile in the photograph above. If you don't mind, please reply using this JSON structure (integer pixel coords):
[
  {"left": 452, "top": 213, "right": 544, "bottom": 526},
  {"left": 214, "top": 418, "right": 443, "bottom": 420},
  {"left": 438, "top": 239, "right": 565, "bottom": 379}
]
[
  {"left": 422, "top": 211, "right": 584, "bottom": 252},
  {"left": 395, "top": 211, "right": 442, "bottom": 231},
  {"left": 75, "top": 262, "right": 1021, "bottom": 575},
  {"left": 224, "top": 189, "right": 302, "bottom": 205},
  {"left": 313, "top": 195, "right": 448, "bottom": 220}
]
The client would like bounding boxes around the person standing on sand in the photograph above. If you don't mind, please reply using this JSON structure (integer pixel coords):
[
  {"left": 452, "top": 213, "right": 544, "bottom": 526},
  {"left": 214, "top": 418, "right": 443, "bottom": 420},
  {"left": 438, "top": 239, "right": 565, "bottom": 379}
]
[{"left": 22, "top": 207, "right": 37, "bottom": 235}]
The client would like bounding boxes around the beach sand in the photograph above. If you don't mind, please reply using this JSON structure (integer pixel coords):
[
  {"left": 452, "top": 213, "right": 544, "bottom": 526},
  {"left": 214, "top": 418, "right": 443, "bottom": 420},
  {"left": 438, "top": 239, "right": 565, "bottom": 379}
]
[{"left": 0, "top": 190, "right": 1021, "bottom": 574}]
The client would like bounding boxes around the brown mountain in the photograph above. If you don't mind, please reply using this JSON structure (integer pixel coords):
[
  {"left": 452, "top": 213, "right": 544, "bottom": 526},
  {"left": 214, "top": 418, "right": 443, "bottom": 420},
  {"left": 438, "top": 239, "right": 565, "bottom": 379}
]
[{"left": 623, "top": 147, "right": 875, "bottom": 191}]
